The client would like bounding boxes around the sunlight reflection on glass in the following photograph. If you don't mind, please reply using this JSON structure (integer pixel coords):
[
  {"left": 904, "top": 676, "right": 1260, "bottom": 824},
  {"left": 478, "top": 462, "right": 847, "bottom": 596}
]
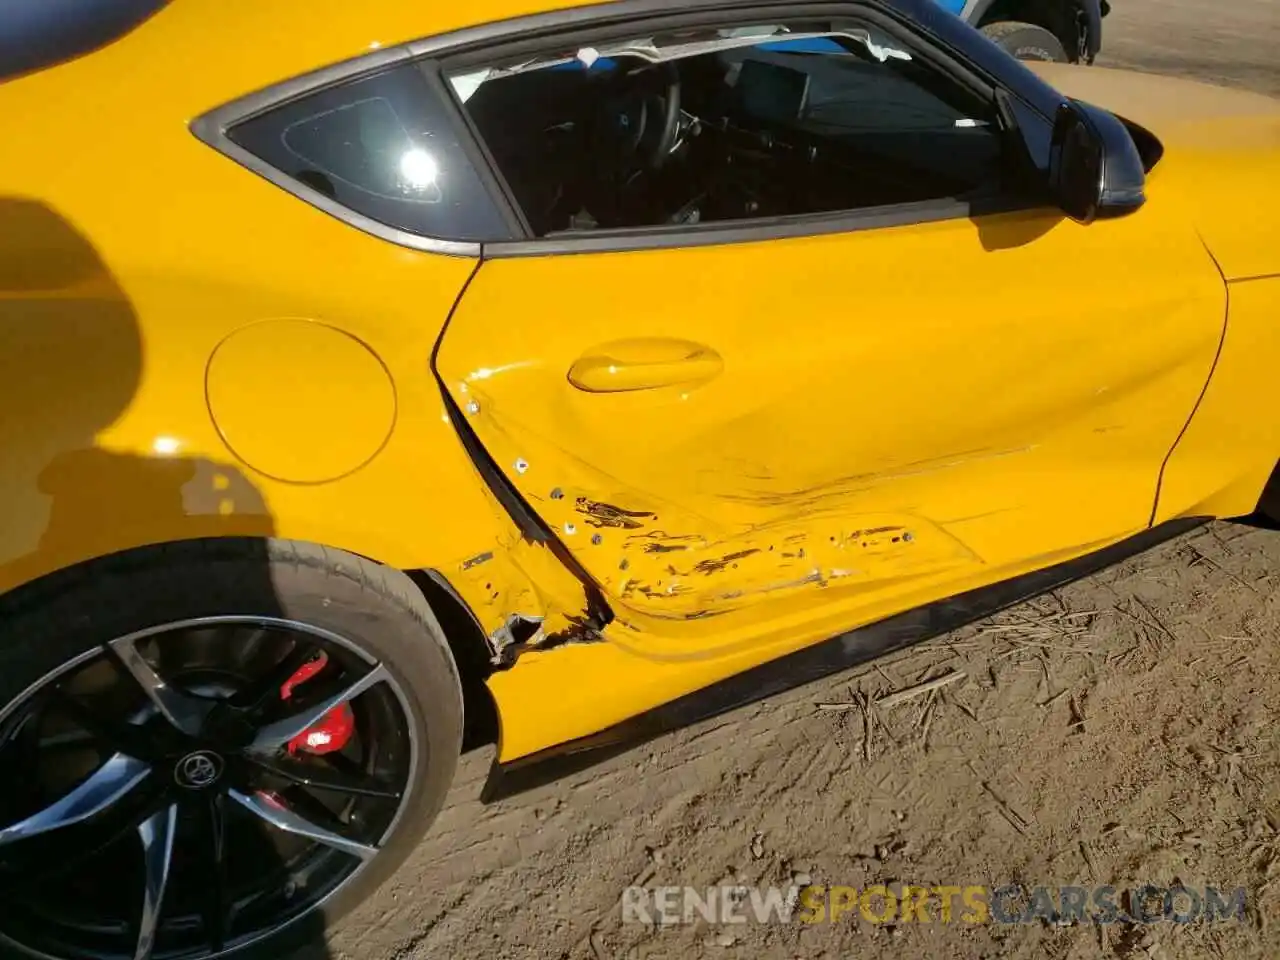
[{"left": 398, "top": 147, "right": 439, "bottom": 192}]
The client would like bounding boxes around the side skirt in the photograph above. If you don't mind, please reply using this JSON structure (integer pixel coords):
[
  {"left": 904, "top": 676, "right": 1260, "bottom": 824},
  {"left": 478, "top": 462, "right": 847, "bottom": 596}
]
[{"left": 481, "top": 517, "right": 1206, "bottom": 802}]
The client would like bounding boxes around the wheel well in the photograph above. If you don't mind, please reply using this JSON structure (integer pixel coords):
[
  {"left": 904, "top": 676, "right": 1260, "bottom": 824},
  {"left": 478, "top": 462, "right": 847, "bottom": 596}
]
[
  {"left": 406, "top": 570, "right": 500, "bottom": 752},
  {"left": 979, "top": 0, "right": 1081, "bottom": 60},
  {"left": 0, "top": 534, "right": 503, "bottom": 753}
]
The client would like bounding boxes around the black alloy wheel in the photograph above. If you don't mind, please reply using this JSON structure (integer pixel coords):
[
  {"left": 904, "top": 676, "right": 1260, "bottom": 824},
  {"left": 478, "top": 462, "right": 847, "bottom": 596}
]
[{"left": 0, "top": 617, "right": 416, "bottom": 959}]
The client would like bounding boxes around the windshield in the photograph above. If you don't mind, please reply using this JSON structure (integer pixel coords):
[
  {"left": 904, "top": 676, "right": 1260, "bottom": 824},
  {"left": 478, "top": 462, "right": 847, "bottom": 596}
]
[
  {"left": 449, "top": 23, "right": 914, "bottom": 103},
  {"left": 0, "top": 0, "right": 169, "bottom": 83}
]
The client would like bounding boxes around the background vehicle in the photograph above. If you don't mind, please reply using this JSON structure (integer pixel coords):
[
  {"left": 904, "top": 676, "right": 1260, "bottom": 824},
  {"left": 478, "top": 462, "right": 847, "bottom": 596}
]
[
  {"left": 936, "top": 0, "right": 1109, "bottom": 61},
  {"left": 0, "top": 0, "right": 1277, "bottom": 957}
]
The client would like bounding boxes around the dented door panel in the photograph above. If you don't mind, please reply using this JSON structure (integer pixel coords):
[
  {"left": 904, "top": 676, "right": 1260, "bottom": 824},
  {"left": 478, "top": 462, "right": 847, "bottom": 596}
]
[{"left": 439, "top": 204, "right": 1224, "bottom": 656}]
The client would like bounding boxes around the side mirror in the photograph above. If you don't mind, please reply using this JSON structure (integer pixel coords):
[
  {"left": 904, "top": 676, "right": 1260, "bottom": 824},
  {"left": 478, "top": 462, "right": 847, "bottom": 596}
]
[{"left": 1050, "top": 100, "right": 1147, "bottom": 224}]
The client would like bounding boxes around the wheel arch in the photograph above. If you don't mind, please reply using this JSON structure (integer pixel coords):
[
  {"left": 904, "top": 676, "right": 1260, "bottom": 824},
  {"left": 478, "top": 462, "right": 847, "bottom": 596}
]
[
  {"left": 0, "top": 534, "right": 507, "bottom": 753},
  {"left": 406, "top": 570, "right": 501, "bottom": 751},
  {"left": 972, "top": 0, "right": 1099, "bottom": 62}
]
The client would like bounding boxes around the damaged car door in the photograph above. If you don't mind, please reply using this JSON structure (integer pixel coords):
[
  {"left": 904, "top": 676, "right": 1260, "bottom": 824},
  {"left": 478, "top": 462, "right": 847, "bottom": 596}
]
[{"left": 433, "top": 10, "right": 1225, "bottom": 653}]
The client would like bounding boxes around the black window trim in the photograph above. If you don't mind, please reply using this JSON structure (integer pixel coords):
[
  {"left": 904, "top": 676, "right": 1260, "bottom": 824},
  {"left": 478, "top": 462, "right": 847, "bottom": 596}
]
[
  {"left": 190, "top": 0, "right": 1061, "bottom": 259},
  {"left": 486, "top": 193, "right": 1031, "bottom": 257},
  {"left": 419, "top": 61, "right": 534, "bottom": 242}
]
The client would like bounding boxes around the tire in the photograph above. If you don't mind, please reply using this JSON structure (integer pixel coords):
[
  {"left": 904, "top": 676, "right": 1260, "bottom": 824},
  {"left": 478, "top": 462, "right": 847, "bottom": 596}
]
[
  {"left": 981, "top": 20, "right": 1070, "bottom": 62},
  {"left": 0, "top": 538, "right": 464, "bottom": 960}
]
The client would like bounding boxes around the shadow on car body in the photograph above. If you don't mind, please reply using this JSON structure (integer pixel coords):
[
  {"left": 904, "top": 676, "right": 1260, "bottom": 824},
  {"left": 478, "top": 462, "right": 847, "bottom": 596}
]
[{"left": 0, "top": 197, "right": 333, "bottom": 960}]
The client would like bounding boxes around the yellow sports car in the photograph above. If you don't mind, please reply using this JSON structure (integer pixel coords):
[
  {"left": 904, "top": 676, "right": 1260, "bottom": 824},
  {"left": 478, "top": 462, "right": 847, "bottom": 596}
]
[{"left": 1, "top": 0, "right": 1277, "bottom": 956}]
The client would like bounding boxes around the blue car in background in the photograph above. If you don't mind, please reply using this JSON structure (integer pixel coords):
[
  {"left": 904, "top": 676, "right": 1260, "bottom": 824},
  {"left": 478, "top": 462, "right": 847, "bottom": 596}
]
[{"left": 938, "top": 0, "right": 1109, "bottom": 63}]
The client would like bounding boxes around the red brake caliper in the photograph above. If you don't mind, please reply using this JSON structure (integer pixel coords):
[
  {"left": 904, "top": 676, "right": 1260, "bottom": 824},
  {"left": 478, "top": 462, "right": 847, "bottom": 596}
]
[{"left": 280, "top": 651, "right": 355, "bottom": 755}]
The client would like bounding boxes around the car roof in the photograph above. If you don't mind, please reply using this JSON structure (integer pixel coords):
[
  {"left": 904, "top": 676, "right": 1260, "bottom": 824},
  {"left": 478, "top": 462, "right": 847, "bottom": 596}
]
[
  {"left": 0, "top": 0, "right": 604, "bottom": 112},
  {"left": 3, "top": 0, "right": 928, "bottom": 117},
  {"left": 0, "top": 0, "right": 169, "bottom": 83},
  {"left": 142, "top": 0, "right": 603, "bottom": 104}
]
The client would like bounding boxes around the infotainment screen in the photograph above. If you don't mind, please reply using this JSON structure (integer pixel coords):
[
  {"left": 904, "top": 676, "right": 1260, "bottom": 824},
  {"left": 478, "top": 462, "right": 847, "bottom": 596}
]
[{"left": 735, "top": 58, "right": 811, "bottom": 125}]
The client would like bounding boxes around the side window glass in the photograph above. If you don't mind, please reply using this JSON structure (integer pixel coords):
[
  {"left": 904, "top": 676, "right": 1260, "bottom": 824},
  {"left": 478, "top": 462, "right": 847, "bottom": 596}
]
[
  {"left": 228, "top": 63, "right": 511, "bottom": 243},
  {"left": 449, "top": 22, "right": 1006, "bottom": 236}
]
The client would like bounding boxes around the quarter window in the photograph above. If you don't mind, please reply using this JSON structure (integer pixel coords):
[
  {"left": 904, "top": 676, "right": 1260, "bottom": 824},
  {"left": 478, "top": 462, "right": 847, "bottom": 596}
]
[
  {"left": 450, "top": 20, "right": 1008, "bottom": 236},
  {"left": 228, "top": 63, "right": 512, "bottom": 243}
]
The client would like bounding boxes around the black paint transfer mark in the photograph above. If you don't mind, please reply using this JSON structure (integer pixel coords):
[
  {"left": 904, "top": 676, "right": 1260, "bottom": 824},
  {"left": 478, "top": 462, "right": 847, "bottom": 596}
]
[
  {"left": 627, "top": 531, "right": 704, "bottom": 550},
  {"left": 692, "top": 548, "right": 761, "bottom": 576},
  {"left": 646, "top": 607, "right": 731, "bottom": 621},
  {"left": 546, "top": 615, "right": 606, "bottom": 646},
  {"left": 576, "top": 497, "right": 656, "bottom": 530},
  {"left": 643, "top": 542, "right": 689, "bottom": 554},
  {"left": 461, "top": 551, "right": 494, "bottom": 570},
  {"left": 497, "top": 614, "right": 605, "bottom": 667},
  {"left": 637, "top": 582, "right": 690, "bottom": 599}
]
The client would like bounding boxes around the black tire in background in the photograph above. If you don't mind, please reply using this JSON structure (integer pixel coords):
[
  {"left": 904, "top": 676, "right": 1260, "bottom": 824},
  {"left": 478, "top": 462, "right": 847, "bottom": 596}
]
[
  {"left": 981, "top": 20, "right": 1070, "bottom": 62},
  {"left": 0, "top": 538, "right": 464, "bottom": 960}
]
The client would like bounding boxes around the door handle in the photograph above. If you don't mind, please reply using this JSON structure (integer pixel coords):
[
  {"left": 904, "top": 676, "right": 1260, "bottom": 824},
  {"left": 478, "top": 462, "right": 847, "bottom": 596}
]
[{"left": 568, "top": 338, "right": 724, "bottom": 393}]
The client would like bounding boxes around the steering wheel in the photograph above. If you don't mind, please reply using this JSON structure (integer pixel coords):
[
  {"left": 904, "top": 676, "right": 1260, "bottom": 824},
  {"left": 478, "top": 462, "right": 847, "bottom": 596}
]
[{"left": 597, "top": 62, "right": 682, "bottom": 171}]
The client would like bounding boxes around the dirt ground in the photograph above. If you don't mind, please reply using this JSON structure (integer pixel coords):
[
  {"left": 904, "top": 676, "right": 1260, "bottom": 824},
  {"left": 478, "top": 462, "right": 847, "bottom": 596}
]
[
  {"left": 329, "top": 4, "right": 1280, "bottom": 958},
  {"left": 1100, "top": 0, "right": 1279, "bottom": 95}
]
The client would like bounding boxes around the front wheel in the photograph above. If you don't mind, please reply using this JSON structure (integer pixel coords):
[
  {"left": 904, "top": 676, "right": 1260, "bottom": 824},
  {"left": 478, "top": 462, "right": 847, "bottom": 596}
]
[
  {"left": 981, "top": 20, "right": 1070, "bottom": 62},
  {"left": 0, "top": 539, "right": 463, "bottom": 959}
]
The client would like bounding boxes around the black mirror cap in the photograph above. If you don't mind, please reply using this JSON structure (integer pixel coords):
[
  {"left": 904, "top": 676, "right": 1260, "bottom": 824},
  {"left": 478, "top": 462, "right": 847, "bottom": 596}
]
[
  {"left": 1050, "top": 99, "right": 1147, "bottom": 225},
  {"left": 1116, "top": 113, "right": 1166, "bottom": 174}
]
